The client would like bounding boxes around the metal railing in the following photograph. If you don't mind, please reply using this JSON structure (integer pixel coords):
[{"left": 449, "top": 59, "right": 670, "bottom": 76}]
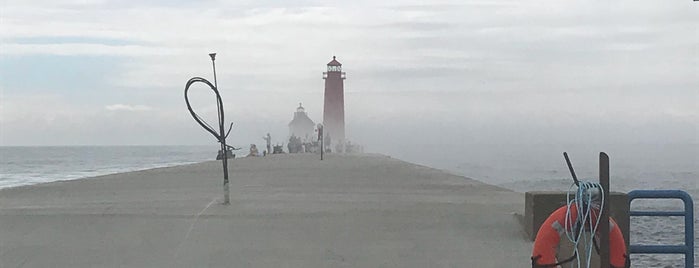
[{"left": 628, "top": 190, "right": 694, "bottom": 268}]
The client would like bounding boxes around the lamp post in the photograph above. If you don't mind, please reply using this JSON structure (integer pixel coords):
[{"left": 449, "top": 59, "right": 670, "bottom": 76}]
[
  {"left": 210, "top": 52, "right": 229, "bottom": 205},
  {"left": 184, "top": 53, "right": 232, "bottom": 205}
]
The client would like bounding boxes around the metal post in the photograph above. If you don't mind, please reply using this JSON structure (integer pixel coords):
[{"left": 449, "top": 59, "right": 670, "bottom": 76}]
[
  {"left": 564, "top": 152, "right": 580, "bottom": 186},
  {"left": 599, "top": 152, "right": 610, "bottom": 268},
  {"left": 318, "top": 124, "right": 324, "bottom": 161},
  {"left": 210, "top": 52, "right": 229, "bottom": 205}
]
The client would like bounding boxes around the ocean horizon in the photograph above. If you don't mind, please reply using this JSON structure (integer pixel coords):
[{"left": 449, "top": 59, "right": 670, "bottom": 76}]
[{"left": 1, "top": 143, "right": 696, "bottom": 192}]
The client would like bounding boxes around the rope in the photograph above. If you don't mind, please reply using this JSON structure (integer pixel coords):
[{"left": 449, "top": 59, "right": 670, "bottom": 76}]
[{"left": 564, "top": 180, "right": 605, "bottom": 268}]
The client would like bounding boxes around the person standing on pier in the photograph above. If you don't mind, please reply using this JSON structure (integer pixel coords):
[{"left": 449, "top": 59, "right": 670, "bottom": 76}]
[{"left": 263, "top": 133, "right": 271, "bottom": 156}]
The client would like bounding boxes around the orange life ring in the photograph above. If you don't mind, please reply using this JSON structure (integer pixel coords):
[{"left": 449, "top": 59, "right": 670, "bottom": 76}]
[{"left": 531, "top": 204, "right": 628, "bottom": 267}]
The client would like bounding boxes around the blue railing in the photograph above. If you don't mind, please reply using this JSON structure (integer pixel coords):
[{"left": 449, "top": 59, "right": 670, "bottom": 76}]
[{"left": 628, "top": 190, "right": 694, "bottom": 268}]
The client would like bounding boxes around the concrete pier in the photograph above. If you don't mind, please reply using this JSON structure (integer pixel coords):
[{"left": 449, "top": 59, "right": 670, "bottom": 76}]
[{"left": 0, "top": 154, "right": 530, "bottom": 267}]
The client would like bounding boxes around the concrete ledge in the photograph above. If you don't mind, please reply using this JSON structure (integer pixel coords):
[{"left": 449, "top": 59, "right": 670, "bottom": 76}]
[{"left": 524, "top": 191, "right": 629, "bottom": 246}]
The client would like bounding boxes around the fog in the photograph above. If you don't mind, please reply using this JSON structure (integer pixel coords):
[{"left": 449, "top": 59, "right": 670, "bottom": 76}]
[{"left": 1, "top": 0, "right": 697, "bottom": 156}]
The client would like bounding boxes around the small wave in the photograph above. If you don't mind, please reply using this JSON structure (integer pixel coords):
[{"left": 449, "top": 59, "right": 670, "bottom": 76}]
[{"left": 0, "top": 161, "right": 204, "bottom": 190}]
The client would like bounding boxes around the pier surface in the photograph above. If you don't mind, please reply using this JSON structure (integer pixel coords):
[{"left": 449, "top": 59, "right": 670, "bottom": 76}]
[{"left": 0, "top": 153, "right": 530, "bottom": 267}]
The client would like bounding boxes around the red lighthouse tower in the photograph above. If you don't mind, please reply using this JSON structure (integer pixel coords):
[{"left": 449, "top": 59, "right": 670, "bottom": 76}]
[{"left": 322, "top": 56, "right": 346, "bottom": 146}]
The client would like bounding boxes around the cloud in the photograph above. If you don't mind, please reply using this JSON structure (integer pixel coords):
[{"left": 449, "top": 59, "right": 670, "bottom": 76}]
[
  {"left": 105, "top": 104, "right": 154, "bottom": 111},
  {"left": 1, "top": 43, "right": 181, "bottom": 56},
  {"left": 0, "top": 0, "right": 697, "bottom": 146}
]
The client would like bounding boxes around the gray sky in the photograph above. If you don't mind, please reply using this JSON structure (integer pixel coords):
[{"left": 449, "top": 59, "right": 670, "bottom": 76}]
[{"left": 0, "top": 0, "right": 697, "bottom": 148}]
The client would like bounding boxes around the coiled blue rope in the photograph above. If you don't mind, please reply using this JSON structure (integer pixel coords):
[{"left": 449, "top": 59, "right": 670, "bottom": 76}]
[{"left": 564, "top": 181, "right": 605, "bottom": 268}]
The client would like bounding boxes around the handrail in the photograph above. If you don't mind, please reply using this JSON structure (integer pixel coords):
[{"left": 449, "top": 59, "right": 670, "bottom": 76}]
[{"left": 628, "top": 190, "right": 694, "bottom": 268}]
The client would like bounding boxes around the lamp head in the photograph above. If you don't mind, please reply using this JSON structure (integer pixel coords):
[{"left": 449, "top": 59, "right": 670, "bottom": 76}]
[{"left": 209, "top": 53, "right": 216, "bottom": 61}]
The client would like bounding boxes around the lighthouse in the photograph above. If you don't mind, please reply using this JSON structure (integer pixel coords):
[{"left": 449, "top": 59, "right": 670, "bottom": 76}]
[
  {"left": 288, "top": 103, "right": 315, "bottom": 141},
  {"left": 322, "top": 56, "right": 346, "bottom": 147}
]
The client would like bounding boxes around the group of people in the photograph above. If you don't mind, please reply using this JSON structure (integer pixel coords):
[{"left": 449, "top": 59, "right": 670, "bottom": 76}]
[
  {"left": 288, "top": 135, "right": 323, "bottom": 154},
  {"left": 248, "top": 133, "right": 286, "bottom": 156},
  {"left": 240, "top": 132, "right": 361, "bottom": 157}
]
